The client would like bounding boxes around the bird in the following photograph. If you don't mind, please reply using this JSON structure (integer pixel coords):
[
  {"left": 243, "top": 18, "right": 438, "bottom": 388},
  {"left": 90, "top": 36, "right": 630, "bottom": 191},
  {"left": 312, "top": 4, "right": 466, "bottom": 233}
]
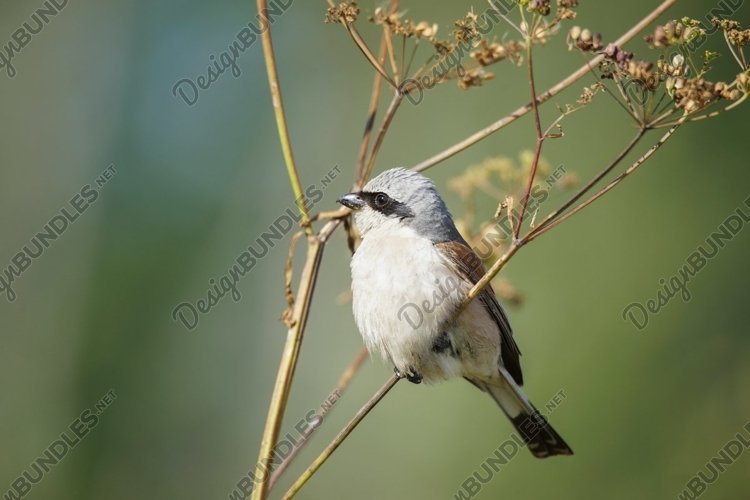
[{"left": 337, "top": 167, "right": 572, "bottom": 458}]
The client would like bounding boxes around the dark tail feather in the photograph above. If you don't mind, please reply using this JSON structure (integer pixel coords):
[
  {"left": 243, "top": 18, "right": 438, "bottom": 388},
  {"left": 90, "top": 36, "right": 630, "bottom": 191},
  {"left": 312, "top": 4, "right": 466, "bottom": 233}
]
[
  {"left": 471, "top": 369, "right": 573, "bottom": 459},
  {"left": 507, "top": 409, "right": 573, "bottom": 458}
]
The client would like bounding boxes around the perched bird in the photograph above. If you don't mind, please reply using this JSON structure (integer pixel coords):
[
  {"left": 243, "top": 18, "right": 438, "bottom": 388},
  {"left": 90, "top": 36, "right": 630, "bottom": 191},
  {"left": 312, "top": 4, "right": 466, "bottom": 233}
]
[{"left": 337, "top": 168, "right": 572, "bottom": 458}]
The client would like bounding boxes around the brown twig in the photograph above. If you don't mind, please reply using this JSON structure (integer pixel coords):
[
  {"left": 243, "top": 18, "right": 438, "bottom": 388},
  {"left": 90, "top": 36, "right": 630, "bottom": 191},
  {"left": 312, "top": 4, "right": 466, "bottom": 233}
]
[
  {"left": 411, "top": 0, "right": 677, "bottom": 172},
  {"left": 354, "top": 37, "right": 389, "bottom": 184},
  {"left": 256, "top": 0, "right": 311, "bottom": 233},
  {"left": 346, "top": 23, "right": 398, "bottom": 89},
  {"left": 362, "top": 91, "right": 404, "bottom": 184},
  {"left": 251, "top": 238, "right": 324, "bottom": 500},
  {"left": 523, "top": 118, "right": 685, "bottom": 244},
  {"left": 529, "top": 127, "right": 648, "bottom": 236},
  {"left": 282, "top": 374, "right": 402, "bottom": 499},
  {"left": 514, "top": 27, "right": 545, "bottom": 240},
  {"left": 268, "top": 348, "right": 369, "bottom": 490}
]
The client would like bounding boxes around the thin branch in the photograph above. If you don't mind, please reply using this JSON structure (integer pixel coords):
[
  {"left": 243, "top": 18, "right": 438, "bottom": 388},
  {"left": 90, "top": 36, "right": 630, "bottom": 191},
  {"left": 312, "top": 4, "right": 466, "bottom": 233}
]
[
  {"left": 488, "top": 0, "right": 526, "bottom": 38},
  {"left": 383, "top": 24, "right": 400, "bottom": 84},
  {"left": 268, "top": 348, "right": 369, "bottom": 490},
  {"left": 251, "top": 239, "right": 324, "bottom": 500},
  {"left": 724, "top": 30, "right": 746, "bottom": 70},
  {"left": 256, "top": 0, "right": 311, "bottom": 232},
  {"left": 651, "top": 93, "right": 749, "bottom": 128},
  {"left": 411, "top": 0, "right": 677, "bottom": 172},
  {"left": 530, "top": 127, "right": 648, "bottom": 236},
  {"left": 514, "top": 31, "right": 544, "bottom": 240},
  {"left": 282, "top": 374, "right": 402, "bottom": 499},
  {"left": 524, "top": 118, "right": 684, "bottom": 244},
  {"left": 346, "top": 23, "right": 398, "bottom": 89},
  {"left": 355, "top": 37, "right": 389, "bottom": 184},
  {"left": 362, "top": 91, "right": 404, "bottom": 184}
]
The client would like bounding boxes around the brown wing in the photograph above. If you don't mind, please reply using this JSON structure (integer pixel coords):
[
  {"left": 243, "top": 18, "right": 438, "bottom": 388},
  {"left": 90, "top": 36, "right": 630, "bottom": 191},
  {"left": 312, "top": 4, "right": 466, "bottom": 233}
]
[{"left": 435, "top": 240, "right": 523, "bottom": 385}]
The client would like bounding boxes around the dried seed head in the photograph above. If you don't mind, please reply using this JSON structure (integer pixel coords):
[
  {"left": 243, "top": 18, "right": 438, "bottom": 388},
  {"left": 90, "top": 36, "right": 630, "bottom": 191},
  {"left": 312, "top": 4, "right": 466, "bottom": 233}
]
[
  {"left": 568, "top": 26, "right": 602, "bottom": 52},
  {"left": 471, "top": 40, "right": 524, "bottom": 66},
  {"left": 325, "top": 2, "right": 359, "bottom": 24},
  {"left": 528, "top": 0, "right": 551, "bottom": 16}
]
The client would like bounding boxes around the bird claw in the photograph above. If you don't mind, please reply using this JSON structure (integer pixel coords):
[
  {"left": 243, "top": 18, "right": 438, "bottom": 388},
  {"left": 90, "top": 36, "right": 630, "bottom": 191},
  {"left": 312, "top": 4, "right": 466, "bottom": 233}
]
[{"left": 394, "top": 366, "right": 422, "bottom": 384}]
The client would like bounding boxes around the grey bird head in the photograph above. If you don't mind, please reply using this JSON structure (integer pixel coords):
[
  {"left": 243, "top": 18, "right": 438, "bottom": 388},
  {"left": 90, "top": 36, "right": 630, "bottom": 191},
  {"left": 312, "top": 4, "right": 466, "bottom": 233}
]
[{"left": 337, "top": 168, "right": 462, "bottom": 242}]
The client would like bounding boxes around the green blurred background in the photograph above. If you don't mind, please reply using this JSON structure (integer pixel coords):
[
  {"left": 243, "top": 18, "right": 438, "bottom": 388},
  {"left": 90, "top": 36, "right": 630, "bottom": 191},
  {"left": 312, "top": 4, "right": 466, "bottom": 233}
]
[{"left": 1, "top": 1, "right": 749, "bottom": 499}]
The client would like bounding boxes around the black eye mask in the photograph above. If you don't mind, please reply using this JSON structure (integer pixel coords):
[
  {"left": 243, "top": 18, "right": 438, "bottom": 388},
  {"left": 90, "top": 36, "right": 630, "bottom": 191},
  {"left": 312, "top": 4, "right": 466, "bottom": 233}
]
[{"left": 360, "top": 191, "right": 414, "bottom": 219}]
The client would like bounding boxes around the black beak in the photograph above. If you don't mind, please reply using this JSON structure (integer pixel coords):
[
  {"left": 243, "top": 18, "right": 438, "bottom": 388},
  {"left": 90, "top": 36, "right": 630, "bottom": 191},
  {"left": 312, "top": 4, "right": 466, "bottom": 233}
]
[{"left": 337, "top": 192, "right": 365, "bottom": 210}]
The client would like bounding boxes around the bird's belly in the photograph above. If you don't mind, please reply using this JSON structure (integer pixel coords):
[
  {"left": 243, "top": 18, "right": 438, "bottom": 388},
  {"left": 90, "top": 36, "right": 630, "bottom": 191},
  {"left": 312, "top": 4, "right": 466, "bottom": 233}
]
[{"left": 350, "top": 226, "right": 489, "bottom": 382}]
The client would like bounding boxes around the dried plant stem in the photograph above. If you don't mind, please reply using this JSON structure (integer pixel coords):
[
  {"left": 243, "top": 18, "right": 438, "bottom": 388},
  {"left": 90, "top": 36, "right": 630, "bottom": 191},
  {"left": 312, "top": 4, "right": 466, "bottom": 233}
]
[
  {"left": 724, "top": 30, "right": 746, "bottom": 69},
  {"left": 268, "top": 348, "right": 369, "bottom": 490},
  {"left": 524, "top": 118, "right": 685, "bottom": 244},
  {"left": 530, "top": 127, "right": 648, "bottom": 236},
  {"left": 282, "top": 374, "right": 402, "bottom": 499},
  {"left": 252, "top": 239, "right": 324, "bottom": 500},
  {"left": 514, "top": 34, "right": 545, "bottom": 240},
  {"left": 489, "top": 0, "right": 525, "bottom": 38},
  {"left": 355, "top": 37, "right": 389, "bottom": 184},
  {"left": 362, "top": 91, "right": 404, "bottom": 183},
  {"left": 652, "top": 93, "right": 749, "bottom": 128},
  {"left": 346, "top": 23, "right": 398, "bottom": 89},
  {"left": 411, "top": 0, "right": 676, "bottom": 173},
  {"left": 355, "top": 0, "right": 400, "bottom": 187},
  {"left": 256, "top": 0, "right": 310, "bottom": 232}
]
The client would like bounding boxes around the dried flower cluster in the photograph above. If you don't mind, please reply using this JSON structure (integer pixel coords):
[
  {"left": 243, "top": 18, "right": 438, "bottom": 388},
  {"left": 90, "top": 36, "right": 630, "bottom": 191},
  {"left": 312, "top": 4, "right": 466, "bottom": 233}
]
[
  {"left": 368, "top": 7, "right": 438, "bottom": 41},
  {"left": 567, "top": 26, "right": 602, "bottom": 52},
  {"left": 670, "top": 77, "right": 740, "bottom": 113},
  {"left": 713, "top": 19, "right": 750, "bottom": 47},
  {"left": 644, "top": 19, "right": 702, "bottom": 48},
  {"left": 567, "top": 17, "right": 749, "bottom": 121},
  {"left": 471, "top": 39, "right": 524, "bottom": 66},
  {"left": 324, "top": 1, "right": 359, "bottom": 24}
]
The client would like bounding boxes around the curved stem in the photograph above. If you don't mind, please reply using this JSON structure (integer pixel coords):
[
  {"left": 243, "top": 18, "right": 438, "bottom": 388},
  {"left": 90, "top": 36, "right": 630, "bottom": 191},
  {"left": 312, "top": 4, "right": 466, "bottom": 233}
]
[
  {"left": 256, "top": 0, "right": 311, "bottom": 232},
  {"left": 524, "top": 119, "right": 684, "bottom": 244},
  {"left": 354, "top": 38, "right": 388, "bottom": 184},
  {"left": 346, "top": 23, "right": 398, "bottom": 89},
  {"left": 529, "top": 127, "right": 648, "bottom": 236},
  {"left": 268, "top": 348, "right": 369, "bottom": 490},
  {"left": 282, "top": 374, "right": 402, "bottom": 499},
  {"left": 514, "top": 33, "right": 544, "bottom": 240},
  {"left": 362, "top": 91, "right": 404, "bottom": 184},
  {"left": 411, "top": 0, "right": 676, "bottom": 172}
]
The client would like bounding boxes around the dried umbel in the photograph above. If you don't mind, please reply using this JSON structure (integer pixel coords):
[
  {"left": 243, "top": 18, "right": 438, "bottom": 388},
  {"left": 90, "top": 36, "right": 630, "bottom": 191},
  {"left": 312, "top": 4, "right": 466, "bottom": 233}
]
[
  {"left": 528, "top": 0, "right": 551, "bottom": 16},
  {"left": 369, "top": 8, "right": 437, "bottom": 41},
  {"left": 325, "top": 1, "right": 359, "bottom": 24},
  {"left": 458, "top": 67, "right": 494, "bottom": 89},
  {"left": 471, "top": 40, "right": 524, "bottom": 66},
  {"left": 567, "top": 26, "right": 602, "bottom": 52},
  {"left": 453, "top": 12, "right": 481, "bottom": 45},
  {"left": 713, "top": 18, "right": 750, "bottom": 47},
  {"left": 671, "top": 77, "right": 740, "bottom": 113},
  {"left": 657, "top": 54, "right": 687, "bottom": 78},
  {"left": 645, "top": 19, "right": 702, "bottom": 48}
]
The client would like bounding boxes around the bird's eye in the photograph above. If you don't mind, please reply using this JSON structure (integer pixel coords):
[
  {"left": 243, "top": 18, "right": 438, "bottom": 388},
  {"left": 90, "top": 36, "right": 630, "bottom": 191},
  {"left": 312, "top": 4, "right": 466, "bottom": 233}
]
[{"left": 374, "top": 193, "right": 389, "bottom": 208}]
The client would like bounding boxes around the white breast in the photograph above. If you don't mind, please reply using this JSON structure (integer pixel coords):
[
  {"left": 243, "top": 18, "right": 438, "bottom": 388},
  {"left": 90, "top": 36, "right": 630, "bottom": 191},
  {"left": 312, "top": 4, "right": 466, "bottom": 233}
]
[{"left": 350, "top": 224, "right": 468, "bottom": 380}]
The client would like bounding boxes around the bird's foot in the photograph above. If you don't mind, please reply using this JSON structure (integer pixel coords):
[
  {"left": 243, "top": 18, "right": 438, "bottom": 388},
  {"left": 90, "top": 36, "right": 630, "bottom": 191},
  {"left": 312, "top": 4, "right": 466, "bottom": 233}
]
[{"left": 394, "top": 366, "right": 422, "bottom": 384}]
